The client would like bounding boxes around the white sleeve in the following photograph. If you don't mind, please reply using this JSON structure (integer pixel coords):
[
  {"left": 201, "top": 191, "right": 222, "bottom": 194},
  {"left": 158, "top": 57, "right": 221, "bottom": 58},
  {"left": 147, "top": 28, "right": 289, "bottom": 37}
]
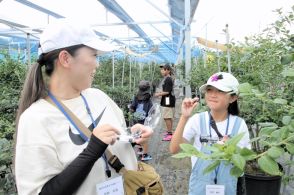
[
  {"left": 237, "top": 119, "right": 251, "bottom": 149},
  {"left": 15, "top": 111, "right": 63, "bottom": 195},
  {"left": 183, "top": 114, "right": 199, "bottom": 142}
]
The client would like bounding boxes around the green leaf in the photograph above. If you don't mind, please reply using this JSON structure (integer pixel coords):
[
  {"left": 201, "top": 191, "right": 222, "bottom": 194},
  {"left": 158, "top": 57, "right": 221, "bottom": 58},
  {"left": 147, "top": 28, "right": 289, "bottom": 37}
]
[
  {"left": 258, "top": 122, "right": 278, "bottom": 128},
  {"left": 179, "top": 143, "right": 200, "bottom": 155},
  {"left": 271, "top": 130, "right": 281, "bottom": 139},
  {"left": 204, "top": 145, "right": 220, "bottom": 152},
  {"left": 258, "top": 127, "right": 277, "bottom": 136},
  {"left": 273, "top": 98, "right": 287, "bottom": 105},
  {"left": 224, "top": 145, "right": 236, "bottom": 155},
  {"left": 240, "top": 148, "right": 257, "bottom": 160},
  {"left": 281, "top": 68, "right": 294, "bottom": 77},
  {"left": 238, "top": 83, "right": 253, "bottom": 94},
  {"left": 258, "top": 155, "right": 282, "bottom": 176},
  {"left": 286, "top": 143, "right": 294, "bottom": 155},
  {"left": 255, "top": 92, "right": 265, "bottom": 97},
  {"left": 281, "top": 54, "right": 294, "bottom": 65},
  {"left": 230, "top": 166, "right": 243, "bottom": 177},
  {"left": 213, "top": 143, "right": 225, "bottom": 151},
  {"left": 232, "top": 154, "right": 246, "bottom": 170},
  {"left": 280, "top": 127, "right": 290, "bottom": 140},
  {"left": 210, "top": 152, "right": 226, "bottom": 159},
  {"left": 203, "top": 160, "right": 220, "bottom": 175},
  {"left": 267, "top": 146, "right": 284, "bottom": 159},
  {"left": 239, "top": 92, "right": 253, "bottom": 97},
  {"left": 172, "top": 152, "right": 193, "bottom": 159},
  {"left": 198, "top": 152, "right": 210, "bottom": 159},
  {"left": 225, "top": 132, "right": 245, "bottom": 147},
  {"left": 282, "top": 116, "right": 292, "bottom": 125}
]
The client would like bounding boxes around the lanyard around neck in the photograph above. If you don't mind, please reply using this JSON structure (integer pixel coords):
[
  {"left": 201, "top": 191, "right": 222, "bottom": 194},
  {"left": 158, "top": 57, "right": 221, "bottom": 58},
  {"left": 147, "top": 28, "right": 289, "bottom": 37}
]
[
  {"left": 208, "top": 113, "right": 230, "bottom": 138},
  {"left": 48, "top": 91, "right": 111, "bottom": 178},
  {"left": 208, "top": 112, "right": 230, "bottom": 184}
]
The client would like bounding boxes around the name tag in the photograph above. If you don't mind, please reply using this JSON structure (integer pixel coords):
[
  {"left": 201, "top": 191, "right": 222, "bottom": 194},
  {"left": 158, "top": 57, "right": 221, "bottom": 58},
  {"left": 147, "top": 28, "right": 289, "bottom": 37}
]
[
  {"left": 165, "top": 97, "right": 170, "bottom": 105},
  {"left": 96, "top": 176, "right": 124, "bottom": 195},
  {"left": 206, "top": 185, "right": 225, "bottom": 195}
]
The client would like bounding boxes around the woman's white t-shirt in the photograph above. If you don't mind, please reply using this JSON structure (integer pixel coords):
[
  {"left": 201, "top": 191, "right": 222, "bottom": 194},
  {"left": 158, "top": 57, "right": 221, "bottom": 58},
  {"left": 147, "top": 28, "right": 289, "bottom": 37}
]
[{"left": 15, "top": 88, "right": 137, "bottom": 195}]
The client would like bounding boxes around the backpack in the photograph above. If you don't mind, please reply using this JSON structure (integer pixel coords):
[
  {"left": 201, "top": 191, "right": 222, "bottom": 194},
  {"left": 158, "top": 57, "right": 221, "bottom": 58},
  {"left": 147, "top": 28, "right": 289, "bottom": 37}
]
[{"left": 134, "top": 102, "right": 147, "bottom": 121}]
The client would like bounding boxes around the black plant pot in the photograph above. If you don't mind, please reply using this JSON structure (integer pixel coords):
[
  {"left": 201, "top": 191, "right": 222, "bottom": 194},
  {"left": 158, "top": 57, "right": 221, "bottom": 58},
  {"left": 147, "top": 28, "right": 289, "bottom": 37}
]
[{"left": 244, "top": 173, "right": 282, "bottom": 195}]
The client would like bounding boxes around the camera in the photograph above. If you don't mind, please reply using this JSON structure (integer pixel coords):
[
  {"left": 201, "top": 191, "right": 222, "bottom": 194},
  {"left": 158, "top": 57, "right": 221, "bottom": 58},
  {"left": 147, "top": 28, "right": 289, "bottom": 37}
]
[
  {"left": 117, "top": 130, "right": 142, "bottom": 143},
  {"left": 199, "top": 136, "right": 219, "bottom": 144}
]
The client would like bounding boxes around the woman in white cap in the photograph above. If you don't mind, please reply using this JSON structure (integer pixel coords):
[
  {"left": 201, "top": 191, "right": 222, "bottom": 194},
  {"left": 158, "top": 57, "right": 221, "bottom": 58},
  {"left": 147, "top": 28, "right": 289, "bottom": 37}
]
[
  {"left": 170, "top": 72, "right": 250, "bottom": 195},
  {"left": 15, "top": 19, "right": 153, "bottom": 195}
]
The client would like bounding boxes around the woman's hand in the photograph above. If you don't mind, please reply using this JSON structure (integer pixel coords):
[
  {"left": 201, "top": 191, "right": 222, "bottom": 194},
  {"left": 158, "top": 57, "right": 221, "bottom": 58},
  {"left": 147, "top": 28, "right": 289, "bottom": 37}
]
[
  {"left": 92, "top": 124, "right": 121, "bottom": 145},
  {"left": 181, "top": 97, "right": 199, "bottom": 118},
  {"left": 130, "top": 123, "right": 153, "bottom": 144}
]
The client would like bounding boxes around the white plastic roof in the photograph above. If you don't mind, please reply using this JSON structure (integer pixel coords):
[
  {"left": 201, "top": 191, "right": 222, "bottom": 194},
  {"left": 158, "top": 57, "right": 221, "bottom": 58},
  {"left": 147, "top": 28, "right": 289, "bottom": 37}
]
[
  {"left": 0, "top": 0, "right": 200, "bottom": 63},
  {"left": 0, "top": 0, "right": 292, "bottom": 63}
]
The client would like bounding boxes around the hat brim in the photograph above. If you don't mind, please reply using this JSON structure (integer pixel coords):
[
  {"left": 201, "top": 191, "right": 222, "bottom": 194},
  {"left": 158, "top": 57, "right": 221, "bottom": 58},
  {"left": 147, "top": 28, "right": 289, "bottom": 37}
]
[
  {"left": 199, "top": 83, "right": 233, "bottom": 94},
  {"left": 84, "top": 39, "right": 115, "bottom": 55}
]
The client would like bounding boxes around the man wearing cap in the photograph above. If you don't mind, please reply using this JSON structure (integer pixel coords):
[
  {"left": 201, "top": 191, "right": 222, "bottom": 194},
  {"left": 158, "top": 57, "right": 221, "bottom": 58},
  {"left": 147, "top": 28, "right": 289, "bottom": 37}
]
[{"left": 154, "top": 63, "right": 175, "bottom": 141}]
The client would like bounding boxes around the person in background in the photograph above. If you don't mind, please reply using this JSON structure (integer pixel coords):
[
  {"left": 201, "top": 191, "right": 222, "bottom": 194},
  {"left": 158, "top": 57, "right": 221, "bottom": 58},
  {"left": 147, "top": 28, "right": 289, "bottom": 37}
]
[
  {"left": 129, "top": 80, "right": 153, "bottom": 161},
  {"left": 14, "top": 19, "right": 153, "bottom": 195},
  {"left": 154, "top": 63, "right": 175, "bottom": 141},
  {"left": 170, "top": 72, "right": 250, "bottom": 195}
]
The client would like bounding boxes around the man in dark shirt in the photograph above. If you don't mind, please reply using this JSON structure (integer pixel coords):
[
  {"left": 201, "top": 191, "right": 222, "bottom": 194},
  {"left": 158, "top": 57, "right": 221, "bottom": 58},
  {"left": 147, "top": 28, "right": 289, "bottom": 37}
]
[{"left": 154, "top": 63, "right": 175, "bottom": 141}]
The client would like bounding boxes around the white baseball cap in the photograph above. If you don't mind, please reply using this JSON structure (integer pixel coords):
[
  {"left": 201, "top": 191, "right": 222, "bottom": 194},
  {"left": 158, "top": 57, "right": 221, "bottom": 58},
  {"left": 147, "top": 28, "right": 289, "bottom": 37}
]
[
  {"left": 38, "top": 19, "right": 114, "bottom": 55},
  {"left": 199, "top": 72, "right": 239, "bottom": 94}
]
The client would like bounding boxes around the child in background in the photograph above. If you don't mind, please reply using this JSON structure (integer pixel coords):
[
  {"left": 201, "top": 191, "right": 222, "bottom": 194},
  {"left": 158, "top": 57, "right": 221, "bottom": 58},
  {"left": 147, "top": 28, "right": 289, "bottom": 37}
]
[
  {"left": 130, "top": 80, "right": 153, "bottom": 161},
  {"left": 170, "top": 72, "right": 251, "bottom": 195}
]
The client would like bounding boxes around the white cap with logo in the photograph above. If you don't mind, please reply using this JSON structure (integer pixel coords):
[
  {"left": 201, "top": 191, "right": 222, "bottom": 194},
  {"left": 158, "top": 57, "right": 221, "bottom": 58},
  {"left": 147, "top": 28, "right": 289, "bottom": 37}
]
[
  {"left": 199, "top": 72, "right": 239, "bottom": 94},
  {"left": 38, "top": 19, "right": 114, "bottom": 56}
]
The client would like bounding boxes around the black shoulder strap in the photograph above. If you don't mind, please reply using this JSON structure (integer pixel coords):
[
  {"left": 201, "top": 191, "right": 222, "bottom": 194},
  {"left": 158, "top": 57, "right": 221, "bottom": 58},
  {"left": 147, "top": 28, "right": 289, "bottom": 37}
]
[{"left": 209, "top": 114, "right": 223, "bottom": 139}]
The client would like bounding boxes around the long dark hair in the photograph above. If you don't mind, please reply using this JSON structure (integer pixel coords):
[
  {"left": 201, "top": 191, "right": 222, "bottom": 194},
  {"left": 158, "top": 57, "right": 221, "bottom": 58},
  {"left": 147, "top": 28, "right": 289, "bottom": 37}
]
[
  {"left": 15, "top": 44, "right": 84, "bottom": 126},
  {"left": 228, "top": 95, "right": 239, "bottom": 116}
]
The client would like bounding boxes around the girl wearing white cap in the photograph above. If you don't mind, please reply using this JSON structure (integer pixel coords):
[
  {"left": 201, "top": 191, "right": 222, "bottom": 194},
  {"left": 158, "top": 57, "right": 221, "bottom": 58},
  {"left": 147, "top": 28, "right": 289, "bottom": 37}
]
[
  {"left": 170, "top": 72, "right": 250, "bottom": 195},
  {"left": 15, "top": 20, "right": 153, "bottom": 195}
]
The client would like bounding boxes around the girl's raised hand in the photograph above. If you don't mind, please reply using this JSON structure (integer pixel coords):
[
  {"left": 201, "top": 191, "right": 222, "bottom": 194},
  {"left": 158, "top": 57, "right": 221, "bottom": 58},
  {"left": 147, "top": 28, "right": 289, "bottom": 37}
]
[{"left": 181, "top": 97, "right": 199, "bottom": 118}]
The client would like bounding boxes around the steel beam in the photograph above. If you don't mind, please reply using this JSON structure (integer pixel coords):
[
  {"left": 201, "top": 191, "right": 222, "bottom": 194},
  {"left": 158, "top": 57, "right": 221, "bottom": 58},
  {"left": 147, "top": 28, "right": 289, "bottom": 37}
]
[{"left": 15, "top": 0, "right": 64, "bottom": 18}]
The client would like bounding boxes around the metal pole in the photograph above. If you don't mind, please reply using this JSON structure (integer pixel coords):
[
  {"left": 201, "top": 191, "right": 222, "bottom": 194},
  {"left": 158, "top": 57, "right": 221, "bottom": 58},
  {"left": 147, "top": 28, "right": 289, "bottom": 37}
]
[
  {"left": 144, "top": 0, "right": 184, "bottom": 28},
  {"left": 204, "top": 24, "right": 207, "bottom": 68},
  {"left": 121, "top": 52, "right": 125, "bottom": 87},
  {"left": 184, "top": 0, "right": 191, "bottom": 97},
  {"left": 26, "top": 33, "right": 31, "bottom": 66},
  {"left": 129, "top": 56, "right": 132, "bottom": 93},
  {"left": 112, "top": 51, "right": 115, "bottom": 88},
  {"left": 216, "top": 40, "right": 220, "bottom": 72},
  {"left": 226, "top": 24, "right": 231, "bottom": 73},
  {"left": 18, "top": 42, "right": 21, "bottom": 59},
  {"left": 134, "top": 57, "right": 137, "bottom": 88}
]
